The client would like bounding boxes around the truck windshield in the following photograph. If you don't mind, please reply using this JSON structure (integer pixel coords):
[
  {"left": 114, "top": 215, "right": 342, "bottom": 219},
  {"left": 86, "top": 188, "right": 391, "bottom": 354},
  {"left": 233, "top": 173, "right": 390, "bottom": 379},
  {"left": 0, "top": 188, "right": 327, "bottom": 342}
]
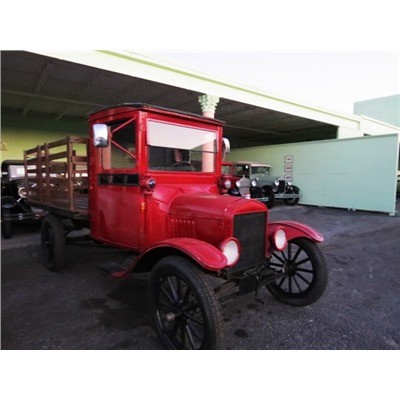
[{"left": 147, "top": 120, "right": 217, "bottom": 172}]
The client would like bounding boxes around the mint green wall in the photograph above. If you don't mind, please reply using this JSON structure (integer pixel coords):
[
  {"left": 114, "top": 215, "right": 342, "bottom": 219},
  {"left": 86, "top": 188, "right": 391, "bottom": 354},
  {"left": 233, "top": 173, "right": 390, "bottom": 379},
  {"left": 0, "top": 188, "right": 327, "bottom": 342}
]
[
  {"left": 1, "top": 109, "right": 87, "bottom": 162},
  {"left": 354, "top": 95, "right": 400, "bottom": 128},
  {"left": 228, "top": 134, "right": 399, "bottom": 215}
]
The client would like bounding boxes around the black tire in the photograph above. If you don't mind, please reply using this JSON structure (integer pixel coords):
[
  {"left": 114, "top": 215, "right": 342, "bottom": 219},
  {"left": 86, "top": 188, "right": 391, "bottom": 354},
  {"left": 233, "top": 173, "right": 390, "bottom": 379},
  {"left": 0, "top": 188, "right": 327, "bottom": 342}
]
[
  {"left": 266, "top": 237, "right": 328, "bottom": 306},
  {"left": 2, "top": 208, "right": 13, "bottom": 239},
  {"left": 284, "top": 186, "right": 300, "bottom": 206},
  {"left": 262, "top": 186, "right": 275, "bottom": 209},
  {"left": 148, "top": 256, "right": 224, "bottom": 350},
  {"left": 41, "top": 214, "right": 66, "bottom": 271}
]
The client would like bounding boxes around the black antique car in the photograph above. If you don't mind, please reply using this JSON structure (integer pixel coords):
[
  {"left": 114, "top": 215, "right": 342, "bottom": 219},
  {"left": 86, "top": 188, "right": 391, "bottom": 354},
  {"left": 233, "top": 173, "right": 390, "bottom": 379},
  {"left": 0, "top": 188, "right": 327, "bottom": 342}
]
[
  {"left": 229, "top": 162, "right": 301, "bottom": 209},
  {"left": 1, "top": 160, "right": 43, "bottom": 239}
]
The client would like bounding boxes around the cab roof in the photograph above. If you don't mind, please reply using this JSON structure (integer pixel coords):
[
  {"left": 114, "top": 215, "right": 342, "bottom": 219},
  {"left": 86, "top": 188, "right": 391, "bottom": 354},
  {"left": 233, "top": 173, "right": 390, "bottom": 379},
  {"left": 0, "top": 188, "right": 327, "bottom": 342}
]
[{"left": 89, "top": 103, "right": 225, "bottom": 126}]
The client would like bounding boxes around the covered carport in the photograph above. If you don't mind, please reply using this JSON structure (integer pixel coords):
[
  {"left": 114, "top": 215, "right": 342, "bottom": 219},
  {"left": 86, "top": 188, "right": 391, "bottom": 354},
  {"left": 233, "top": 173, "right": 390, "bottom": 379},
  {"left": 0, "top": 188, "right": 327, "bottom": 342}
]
[
  {"left": 1, "top": 50, "right": 399, "bottom": 214},
  {"left": 1, "top": 51, "right": 340, "bottom": 147}
]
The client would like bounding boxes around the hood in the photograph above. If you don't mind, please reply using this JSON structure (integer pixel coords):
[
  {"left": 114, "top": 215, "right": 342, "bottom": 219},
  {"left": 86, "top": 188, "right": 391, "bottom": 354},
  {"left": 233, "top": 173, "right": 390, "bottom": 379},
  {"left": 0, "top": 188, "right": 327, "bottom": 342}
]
[{"left": 169, "top": 192, "right": 266, "bottom": 220}]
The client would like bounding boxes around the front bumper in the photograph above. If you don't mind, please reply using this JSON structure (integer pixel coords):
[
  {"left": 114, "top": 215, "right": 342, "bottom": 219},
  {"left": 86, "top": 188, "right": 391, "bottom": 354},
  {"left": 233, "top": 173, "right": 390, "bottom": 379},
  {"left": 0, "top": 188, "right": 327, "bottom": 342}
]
[
  {"left": 2, "top": 210, "right": 43, "bottom": 223},
  {"left": 273, "top": 193, "right": 301, "bottom": 199}
]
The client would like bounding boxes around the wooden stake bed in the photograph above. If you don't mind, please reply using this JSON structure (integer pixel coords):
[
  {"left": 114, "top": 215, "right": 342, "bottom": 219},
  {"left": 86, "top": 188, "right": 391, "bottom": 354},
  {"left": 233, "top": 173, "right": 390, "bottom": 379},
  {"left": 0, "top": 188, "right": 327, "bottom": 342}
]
[{"left": 24, "top": 136, "right": 89, "bottom": 220}]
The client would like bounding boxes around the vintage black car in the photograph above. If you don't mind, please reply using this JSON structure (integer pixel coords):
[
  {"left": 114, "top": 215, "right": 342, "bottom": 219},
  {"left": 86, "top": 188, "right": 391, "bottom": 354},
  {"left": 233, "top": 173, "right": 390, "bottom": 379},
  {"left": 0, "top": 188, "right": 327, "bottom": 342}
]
[
  {"left": 229, "top": 162, "right": 301, "bottom": 209},
  {"left": 1, "top": 160, "right": 43, "bottom": 239}
]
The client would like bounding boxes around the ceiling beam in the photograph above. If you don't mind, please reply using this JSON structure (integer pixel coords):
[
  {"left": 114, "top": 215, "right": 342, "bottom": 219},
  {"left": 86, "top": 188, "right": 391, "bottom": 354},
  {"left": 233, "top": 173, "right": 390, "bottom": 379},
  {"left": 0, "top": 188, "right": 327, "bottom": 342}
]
[
  {"left": 2, "top": 89, "right": 106, "bottom": 110},
  {"left": 22, "top": 60, "right": 54, "bottom": 117},
  {"left": 225, "top": 123, "right": 290, "bottom": 136},
  {"left": 55, "top": 72, "right": 105, "bottom": 120}
]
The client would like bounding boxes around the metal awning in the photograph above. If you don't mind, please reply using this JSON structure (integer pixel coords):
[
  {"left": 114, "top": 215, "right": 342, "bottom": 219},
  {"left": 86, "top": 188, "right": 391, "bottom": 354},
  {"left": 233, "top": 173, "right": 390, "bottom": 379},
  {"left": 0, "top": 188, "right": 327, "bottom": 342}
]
[{"left": 1, "top": 50, "right": 341, "bottom": 147}]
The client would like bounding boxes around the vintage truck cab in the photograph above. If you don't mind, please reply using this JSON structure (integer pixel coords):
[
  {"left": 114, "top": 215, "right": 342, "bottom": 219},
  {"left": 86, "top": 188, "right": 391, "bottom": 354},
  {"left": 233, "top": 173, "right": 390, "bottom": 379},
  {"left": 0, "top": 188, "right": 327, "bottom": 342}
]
[{"left": 25, "top": 103, "right": 327, "bottom": 350}]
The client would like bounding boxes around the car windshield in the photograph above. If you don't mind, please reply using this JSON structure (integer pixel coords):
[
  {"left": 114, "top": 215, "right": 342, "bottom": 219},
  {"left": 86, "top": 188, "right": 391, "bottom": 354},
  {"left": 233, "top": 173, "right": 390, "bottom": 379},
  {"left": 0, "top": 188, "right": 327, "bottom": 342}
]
[
  {"left": 252, "top": 166, "right": 269, "bottom": 175},
  {"left": 8, "top": 165, "right": 26, "bottom": 179},
  {"left": 234, "top": 164, "right": 270, "bottom": 177},
  {"left": 147, "top": 120, "right": 217, "bottom": 172}
]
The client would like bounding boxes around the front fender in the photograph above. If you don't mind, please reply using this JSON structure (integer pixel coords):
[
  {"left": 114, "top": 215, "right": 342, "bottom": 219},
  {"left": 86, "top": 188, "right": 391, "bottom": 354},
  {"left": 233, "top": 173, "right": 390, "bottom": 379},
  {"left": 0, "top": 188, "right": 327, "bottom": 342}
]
[
  {"left": 267, "top": 221, "right": 324, "bottom": 254},
  {"left": 269, "top": 221, "right": 324, "bottom": 242},
  {"left": 113, "top": 238, "right": 228, "bottom": 278},
  {"left": 151, "top": 238, "right": 228, "bottom": 270},
  {"left": 1, "top": 196, "right": 17, "bottom": 208}
]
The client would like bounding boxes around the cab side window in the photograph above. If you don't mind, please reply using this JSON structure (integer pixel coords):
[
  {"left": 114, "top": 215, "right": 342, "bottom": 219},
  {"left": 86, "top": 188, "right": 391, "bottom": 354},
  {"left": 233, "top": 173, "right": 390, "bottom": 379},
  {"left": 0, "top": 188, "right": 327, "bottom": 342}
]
[{"left": 102, "top": 120, "right": 136, "bottom": 169}]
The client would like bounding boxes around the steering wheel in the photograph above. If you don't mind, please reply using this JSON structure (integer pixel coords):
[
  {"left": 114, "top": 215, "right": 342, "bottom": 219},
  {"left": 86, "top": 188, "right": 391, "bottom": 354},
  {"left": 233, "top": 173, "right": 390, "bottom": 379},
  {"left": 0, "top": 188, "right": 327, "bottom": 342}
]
[{"left": 172, "top": 161, "right": 193, "bottom": 170}]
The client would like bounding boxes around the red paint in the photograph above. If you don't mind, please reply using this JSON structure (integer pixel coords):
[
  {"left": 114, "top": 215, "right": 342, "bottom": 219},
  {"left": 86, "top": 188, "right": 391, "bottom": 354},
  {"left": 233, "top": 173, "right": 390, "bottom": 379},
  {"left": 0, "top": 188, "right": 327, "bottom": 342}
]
[{"left": 85, "top": 104, "right": 323, "bottom": 272}]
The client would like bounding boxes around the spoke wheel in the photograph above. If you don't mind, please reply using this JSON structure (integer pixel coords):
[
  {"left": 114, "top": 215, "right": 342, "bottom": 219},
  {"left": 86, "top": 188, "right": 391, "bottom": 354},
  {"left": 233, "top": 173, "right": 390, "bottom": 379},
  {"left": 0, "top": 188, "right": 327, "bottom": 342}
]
[
  {"left": 149, "top": 256, "right": 224, "bottom": 350},
  {"left": 284, "top": 186, "right": 300, "bottom": 206},
  {"left": 266, "top": 237, "right": 327, "bottom": 306},
  {"left": 41, "top": 214, "right": 66, "bottom": 271}
]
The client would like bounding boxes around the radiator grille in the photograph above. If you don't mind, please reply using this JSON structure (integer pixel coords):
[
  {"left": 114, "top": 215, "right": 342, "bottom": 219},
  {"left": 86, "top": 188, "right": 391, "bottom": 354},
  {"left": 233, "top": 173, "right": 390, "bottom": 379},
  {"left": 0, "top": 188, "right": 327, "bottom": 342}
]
[
  {"left": 232, "top": 212, "right": 266, "bottom": 273},
  {"left": 277, "top": 180, "right": 286, "bottom": 192}
]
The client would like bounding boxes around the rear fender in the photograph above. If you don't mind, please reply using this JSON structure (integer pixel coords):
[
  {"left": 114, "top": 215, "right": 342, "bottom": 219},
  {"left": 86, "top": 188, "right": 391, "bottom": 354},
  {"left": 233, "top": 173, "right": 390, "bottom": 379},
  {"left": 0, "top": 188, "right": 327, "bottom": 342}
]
[
  {"left": 113, "top": 238, "right": 228, "bottom": 278},
  {"left": 267, "top": 221, "right": 324, "bottom": 255}
]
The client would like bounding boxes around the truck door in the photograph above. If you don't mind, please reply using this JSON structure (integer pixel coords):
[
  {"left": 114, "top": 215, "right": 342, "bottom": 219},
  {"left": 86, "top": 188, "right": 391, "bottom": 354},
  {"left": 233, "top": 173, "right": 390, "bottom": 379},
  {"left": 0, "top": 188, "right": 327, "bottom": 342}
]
[{"left": 92, "top": 117, "right": 141, "bottom": 249}]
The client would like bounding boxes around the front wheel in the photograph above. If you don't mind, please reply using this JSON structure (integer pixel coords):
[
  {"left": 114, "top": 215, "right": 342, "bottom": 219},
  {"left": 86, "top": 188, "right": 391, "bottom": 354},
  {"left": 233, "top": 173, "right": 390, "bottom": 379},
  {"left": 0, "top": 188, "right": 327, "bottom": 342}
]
[
  {"left": 261, "top": 186, "right": 275, "bottom": 209},
  {"left": 284, "top": 185, "right": 300, "bottom": 206},
  {"left": 266, "top": 237, "right": 328, "bottom": 306},
  {"left": 41, "top": 214, "right": 66, "bottom": 271},
  {"left": 148, "top": 256, "right": 224, "bottom": 350}
]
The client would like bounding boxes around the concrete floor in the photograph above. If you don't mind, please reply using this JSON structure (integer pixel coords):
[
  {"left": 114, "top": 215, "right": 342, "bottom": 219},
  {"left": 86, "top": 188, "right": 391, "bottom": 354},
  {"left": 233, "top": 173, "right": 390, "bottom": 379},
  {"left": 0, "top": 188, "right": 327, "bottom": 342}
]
[{"left": 1, "top": 202, "right": 399, "bottom": 350}]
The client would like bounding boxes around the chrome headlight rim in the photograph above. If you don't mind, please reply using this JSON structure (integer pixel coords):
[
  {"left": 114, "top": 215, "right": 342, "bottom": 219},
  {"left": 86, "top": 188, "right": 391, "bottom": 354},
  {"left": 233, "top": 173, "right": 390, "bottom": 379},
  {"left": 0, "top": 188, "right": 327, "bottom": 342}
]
[
  {"left": 273, "top": 228, "right": 287, "bottom": 251},
  {"left": 18, "top": 186, "right": 27, "bottom": 198},
  {"left": 220, "top": 237, "right": 240, "bottom": 266}
]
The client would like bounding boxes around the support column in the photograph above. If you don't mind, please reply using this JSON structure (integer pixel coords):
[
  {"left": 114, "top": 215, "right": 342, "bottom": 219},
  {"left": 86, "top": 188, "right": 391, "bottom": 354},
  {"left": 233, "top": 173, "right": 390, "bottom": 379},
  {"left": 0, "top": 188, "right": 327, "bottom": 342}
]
[
  {"left": 198, "top": 94, "right": 220, "bottom": 172},
  {"left": 198, "top": 94, "right": 220, "bottom": 118}
]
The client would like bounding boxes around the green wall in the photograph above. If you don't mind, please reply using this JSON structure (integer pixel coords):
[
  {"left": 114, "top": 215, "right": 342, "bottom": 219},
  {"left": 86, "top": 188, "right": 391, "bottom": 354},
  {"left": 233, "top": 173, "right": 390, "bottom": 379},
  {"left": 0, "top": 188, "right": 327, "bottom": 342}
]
[
  {"left": 228, "top": 134, "right": 399, "bottom": 215},
  {"left": 354, "top": 95, "right": 400, "bottom": 128},
  {"left": 1, "top": 109, "right": 87, "bottom": 162}
]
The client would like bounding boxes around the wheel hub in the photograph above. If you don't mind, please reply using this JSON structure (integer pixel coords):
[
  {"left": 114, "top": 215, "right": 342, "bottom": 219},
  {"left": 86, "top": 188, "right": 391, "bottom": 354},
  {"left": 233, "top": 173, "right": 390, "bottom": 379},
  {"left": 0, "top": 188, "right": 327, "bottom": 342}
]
[
  {"left": 164, "top": 302, "right": 185, "bottom": 323},
  {"left": 165, "top": 312, "right": 176, "bottom": 322},
  {"left": 283, "top": 260, "right": 296, "bottom": 276}
]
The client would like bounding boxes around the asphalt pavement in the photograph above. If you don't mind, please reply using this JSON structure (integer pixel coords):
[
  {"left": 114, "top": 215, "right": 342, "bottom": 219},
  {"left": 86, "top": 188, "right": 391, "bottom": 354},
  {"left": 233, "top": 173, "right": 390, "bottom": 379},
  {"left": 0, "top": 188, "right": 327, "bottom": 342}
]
[{"left": 1, "top": 201, "right": 399, "bottom": 350}]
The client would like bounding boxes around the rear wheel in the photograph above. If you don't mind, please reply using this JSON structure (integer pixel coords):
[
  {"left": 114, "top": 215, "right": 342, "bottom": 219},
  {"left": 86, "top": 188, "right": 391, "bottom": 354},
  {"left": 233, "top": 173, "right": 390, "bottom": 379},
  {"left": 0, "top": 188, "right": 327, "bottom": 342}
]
[
  {"left": 41, "top": 214, "right": 66, "bottom": 271},
  {"left": 148, "top": 256, "right": 224, "bottom": 350},
  {"left": 266, "top": 237, "right": 328, "bottom": 306}
]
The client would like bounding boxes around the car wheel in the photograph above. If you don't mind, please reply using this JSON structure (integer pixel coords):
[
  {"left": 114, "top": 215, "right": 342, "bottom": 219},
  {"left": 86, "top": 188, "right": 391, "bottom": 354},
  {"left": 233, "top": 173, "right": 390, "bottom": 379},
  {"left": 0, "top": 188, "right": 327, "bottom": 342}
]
[
  {"left": 41, "top": 214, "right": 66, "bottom": 271},
  {"left": 262, "top": 187, "right": 275, "bottom": 209},
  {"left": 148, "top": 256, "right": 224, "bottom": 350},
  {"left": 1, "top": 208, "right": 13, "bottom": 239},
  {"left": 284, "top": 186, "right": 300, "bottom": 206},
  {"left": 266, "top": 237, "right": 328, "bottom": 306}
]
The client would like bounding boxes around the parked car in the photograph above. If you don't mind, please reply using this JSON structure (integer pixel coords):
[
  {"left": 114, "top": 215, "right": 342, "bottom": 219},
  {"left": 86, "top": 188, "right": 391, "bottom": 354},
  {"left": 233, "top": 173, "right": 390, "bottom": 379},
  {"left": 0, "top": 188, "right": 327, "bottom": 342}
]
[
  {"left": 1, "top": 160, "right": 43, "bottom": 239},
  {"left": 397, "top": 171, "right": 400, "bottom": 195},
  {"left": 228, "top": 161, "right": 301, "bottom": 208}
]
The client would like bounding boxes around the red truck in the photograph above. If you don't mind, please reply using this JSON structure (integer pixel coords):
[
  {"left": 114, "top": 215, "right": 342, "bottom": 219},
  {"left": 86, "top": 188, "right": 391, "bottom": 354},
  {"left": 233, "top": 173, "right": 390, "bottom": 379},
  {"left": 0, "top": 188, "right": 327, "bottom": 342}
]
[{"left": 24, "top": 103, "right": 327, "bottom": 350}]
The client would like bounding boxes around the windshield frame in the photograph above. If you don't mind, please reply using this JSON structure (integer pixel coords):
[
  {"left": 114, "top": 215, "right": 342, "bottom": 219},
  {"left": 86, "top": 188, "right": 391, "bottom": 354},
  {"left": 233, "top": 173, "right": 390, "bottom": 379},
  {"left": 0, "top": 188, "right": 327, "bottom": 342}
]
[{"left": 147, "top": 119, "right": 218, "bottom": 173}]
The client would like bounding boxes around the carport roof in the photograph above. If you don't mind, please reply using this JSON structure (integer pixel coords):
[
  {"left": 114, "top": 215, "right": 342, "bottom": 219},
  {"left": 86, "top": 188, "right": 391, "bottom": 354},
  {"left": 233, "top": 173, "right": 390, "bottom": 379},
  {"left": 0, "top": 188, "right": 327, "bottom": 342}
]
[{"left": 1, "top": 50, "right": 362, "bottom": 147}]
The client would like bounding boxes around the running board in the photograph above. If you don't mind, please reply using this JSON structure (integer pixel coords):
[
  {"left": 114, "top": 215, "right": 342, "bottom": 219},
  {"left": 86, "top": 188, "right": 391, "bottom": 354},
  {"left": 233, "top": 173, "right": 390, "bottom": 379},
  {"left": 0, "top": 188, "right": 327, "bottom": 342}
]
[{"left": 97, "top": 254, "right": 136, "bottom": 277}]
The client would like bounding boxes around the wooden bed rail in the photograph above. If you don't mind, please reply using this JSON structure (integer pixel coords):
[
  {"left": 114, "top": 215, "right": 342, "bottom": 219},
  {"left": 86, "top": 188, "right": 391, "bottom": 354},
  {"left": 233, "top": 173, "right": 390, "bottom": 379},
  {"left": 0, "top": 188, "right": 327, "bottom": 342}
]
[{"left": 24, "top": 136, "right": 89, "bottom": 218}]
